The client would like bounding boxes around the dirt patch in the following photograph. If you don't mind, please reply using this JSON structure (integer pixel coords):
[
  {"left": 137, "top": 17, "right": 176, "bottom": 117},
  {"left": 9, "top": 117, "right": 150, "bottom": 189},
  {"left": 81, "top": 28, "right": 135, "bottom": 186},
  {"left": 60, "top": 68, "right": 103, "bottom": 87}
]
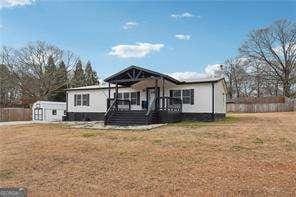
[
  {"left": 65, "top": 121, "right": 166, "bottom": 130},
  {"left": 0, "top": 112, "right": 296, "bottom": 196}
]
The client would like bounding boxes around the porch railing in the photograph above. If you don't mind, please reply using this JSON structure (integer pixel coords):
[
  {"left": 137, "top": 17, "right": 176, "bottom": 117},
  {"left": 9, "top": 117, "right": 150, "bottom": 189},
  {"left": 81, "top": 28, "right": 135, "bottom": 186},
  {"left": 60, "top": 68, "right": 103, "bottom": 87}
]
[
  {"left": 158, "top": 97, "right": 182, "bottom": 112},
  {"left": 107, "top": 98, "right": 131, "bottom": 111},
  {"left": 104, "top": 98, "right": 131, "bottom": 125}
]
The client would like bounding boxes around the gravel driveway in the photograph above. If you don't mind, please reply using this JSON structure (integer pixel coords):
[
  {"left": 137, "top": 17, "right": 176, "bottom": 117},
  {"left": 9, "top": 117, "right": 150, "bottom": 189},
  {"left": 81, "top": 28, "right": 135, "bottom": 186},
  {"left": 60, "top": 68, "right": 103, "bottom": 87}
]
[{"left": 0, "top": 121, "right": 53, "bottom": 127}]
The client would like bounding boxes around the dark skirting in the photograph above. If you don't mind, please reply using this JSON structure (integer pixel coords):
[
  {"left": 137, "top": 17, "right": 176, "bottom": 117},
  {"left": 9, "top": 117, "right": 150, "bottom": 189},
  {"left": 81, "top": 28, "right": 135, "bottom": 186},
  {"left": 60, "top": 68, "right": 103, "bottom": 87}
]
[
  {"left": 66, "top": 111, "right": 225, "bottom": 122},
  {"left": 66, "top": 112, "right": 105, "bottom": 121}
]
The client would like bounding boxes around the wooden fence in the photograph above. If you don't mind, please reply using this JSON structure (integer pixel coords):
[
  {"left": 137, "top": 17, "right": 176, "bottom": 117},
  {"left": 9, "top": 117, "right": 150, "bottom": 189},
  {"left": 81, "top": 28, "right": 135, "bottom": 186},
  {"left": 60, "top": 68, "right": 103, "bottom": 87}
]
[
  {"left": 0, "top": 108, "right": 32, "bottom": 121},
  {"left": 227, "top": 100, "right": 296, "bottom": 113}
]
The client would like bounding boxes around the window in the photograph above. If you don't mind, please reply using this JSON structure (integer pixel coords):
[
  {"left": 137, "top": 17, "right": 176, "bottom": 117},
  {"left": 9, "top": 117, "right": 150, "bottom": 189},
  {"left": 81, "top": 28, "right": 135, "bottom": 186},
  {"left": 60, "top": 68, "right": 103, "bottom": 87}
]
[
  {"left": 52, "top": 109, "right": 57, "bottom": 115},
  {"left": 114, "top": 92, "right": 123, "bottom": 104},
  {"left": 114, "top": 92, "right": 122, "bottom": 99},
  {"left": 64, "top": 110, "right": 67, "bottom": 115},
  {"left": 75, "top": 94, "right": 89, "bottom": 106},
  {"left": 182, "top": 89, "right": 194, "bottom": 105},
  {"left": 123, "top": 92, "right": 130, "bottom": 100},
  {"left": 131, "top": 92, "right": 140, "bottom": 105},
  {"left": 170, "top": 90, "right": 181, "bottom": 99},
  {"left": 169, "top": 90, "right": 181, "bottom": 105},
  {"left": 74, "top": 94, "right": 82, "bottom": 106},
  {"left": 82, "top": 94, "right": 90, "bottom": 106}
]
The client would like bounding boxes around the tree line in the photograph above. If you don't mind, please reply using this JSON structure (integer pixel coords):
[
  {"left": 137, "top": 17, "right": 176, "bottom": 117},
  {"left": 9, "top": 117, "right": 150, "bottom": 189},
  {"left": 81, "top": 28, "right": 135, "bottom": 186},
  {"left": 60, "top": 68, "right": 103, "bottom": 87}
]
[
  {"left": 0, "top": 19, "right": 295, "bottom": 107},
  {"left": 218, "top": 19, "right": 296, "bottom": 99},
  {"left": 0, "top": 41, "right": 98, "bottom": 107}
]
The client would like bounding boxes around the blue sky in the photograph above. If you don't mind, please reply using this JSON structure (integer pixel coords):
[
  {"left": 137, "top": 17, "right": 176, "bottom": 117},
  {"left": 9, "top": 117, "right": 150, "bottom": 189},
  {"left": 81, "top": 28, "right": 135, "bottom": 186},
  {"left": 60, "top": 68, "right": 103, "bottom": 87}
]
[{"left": 1, "top": 1, "right": 295, "bottom": 80}]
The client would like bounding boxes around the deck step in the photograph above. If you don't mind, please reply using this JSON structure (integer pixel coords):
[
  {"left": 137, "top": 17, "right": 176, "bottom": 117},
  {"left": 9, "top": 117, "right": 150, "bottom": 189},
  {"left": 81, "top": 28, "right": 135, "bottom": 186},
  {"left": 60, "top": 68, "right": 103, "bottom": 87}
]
[{"left": 106, "top": 110, "right": 159, "bottom": 125}]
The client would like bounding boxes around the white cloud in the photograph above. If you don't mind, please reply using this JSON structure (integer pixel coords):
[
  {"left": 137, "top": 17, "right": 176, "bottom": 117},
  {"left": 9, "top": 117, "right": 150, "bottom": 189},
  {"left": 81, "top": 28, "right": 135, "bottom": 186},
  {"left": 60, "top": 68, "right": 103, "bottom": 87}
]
[
  {"left": 171, "top": 12, "right": 197, "bottom": 19},
  {"left": 122, "top": 21, "right": 139, "bottom": 30},
  {"left": 169, "top": 72, "right": 207, "bottom": 82},
  {"left": 0, "top": 0, "right": 35, "bottom": 8},
  {"left": 174, "top": 34, "right": 191, "bottom": 40},
  {"left": 169, "top": 64, "right": 223, "bottom": 82},
  {"left": 108, "top": 43, "right": 164, "bottom": 58},
  {"left": 204, "top": 64, "right": 223, "bottom": 76}
]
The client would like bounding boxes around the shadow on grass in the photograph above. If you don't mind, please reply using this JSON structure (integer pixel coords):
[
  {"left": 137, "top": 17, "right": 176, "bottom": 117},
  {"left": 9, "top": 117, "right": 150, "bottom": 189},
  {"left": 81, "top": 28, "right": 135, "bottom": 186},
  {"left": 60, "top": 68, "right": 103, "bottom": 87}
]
[
  {"left": 0, "top": 169, "right": 14, "bottom": 180},
  {"left": 170, "top": 115, "right": 239, "bottom": 127},
  {"left": 82, "top": 132, "right": 99, "bottom": 138}
]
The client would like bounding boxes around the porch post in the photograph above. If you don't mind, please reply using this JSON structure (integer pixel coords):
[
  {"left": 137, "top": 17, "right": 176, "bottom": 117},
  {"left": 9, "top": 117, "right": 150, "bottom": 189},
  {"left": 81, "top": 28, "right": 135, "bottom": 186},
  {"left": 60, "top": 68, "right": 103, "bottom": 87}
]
[
  {"left": 108, "top": 83, "right": 111, "bottom": 99},
  {"left": 115, "top": 83, "right": 118, "bottom": 98},
  {"left": 107, "top": 82, "right": 111, "bottom": 109},
  {"left": 154, "top": 79, "right": 158, "bottom": 110},
  {"left": 162, "top": 77, "right": 165, "bottom": 110},
  {"left": 115, "top": 83, "right": 118, "bottom": 110}
]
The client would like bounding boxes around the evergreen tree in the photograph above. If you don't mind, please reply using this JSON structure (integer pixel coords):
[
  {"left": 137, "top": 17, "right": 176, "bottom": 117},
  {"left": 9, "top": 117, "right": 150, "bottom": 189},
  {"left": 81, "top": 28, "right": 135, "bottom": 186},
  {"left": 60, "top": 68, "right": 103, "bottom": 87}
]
[
  {"left": 45, "top": 55, "right": 58, "bottom": 100},
  {"left": 71, "top": 59, "right": 85, "bottom": 87},
  {"left": 45, "top": 55, "right": 56, "bottom": 75},
  {"left": 84, "top": 61, "right": 99, "bottom": 86},
  {"left": 48, "top": 61, "right": 68, "bottom": 101}
]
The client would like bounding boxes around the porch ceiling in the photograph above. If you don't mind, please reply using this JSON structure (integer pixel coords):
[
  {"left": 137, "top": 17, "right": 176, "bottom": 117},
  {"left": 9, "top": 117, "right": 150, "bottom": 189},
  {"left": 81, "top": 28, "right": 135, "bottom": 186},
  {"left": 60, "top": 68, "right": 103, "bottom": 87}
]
[
  {"left": 131, "top": 78, "right": 177, "bottom": 90},
  {"left": 104, "top": 65, "right": 181, "bottom": 86}
]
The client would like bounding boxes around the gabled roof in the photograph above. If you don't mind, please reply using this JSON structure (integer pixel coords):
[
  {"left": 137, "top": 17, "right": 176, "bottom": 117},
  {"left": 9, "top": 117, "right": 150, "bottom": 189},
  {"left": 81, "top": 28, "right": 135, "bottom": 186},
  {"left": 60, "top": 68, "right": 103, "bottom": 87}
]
[
  {"left": 66, "top": 66, "right": 226, "bottom": 91},
  {"left": 179, "top": 77, "right": 225, "bottom": 84},
  {"left": 104, "top": 65, "right": 181, "bottom": 85},
  {"left": 66, "top": 84, "right": 127, "bottom": 91}
]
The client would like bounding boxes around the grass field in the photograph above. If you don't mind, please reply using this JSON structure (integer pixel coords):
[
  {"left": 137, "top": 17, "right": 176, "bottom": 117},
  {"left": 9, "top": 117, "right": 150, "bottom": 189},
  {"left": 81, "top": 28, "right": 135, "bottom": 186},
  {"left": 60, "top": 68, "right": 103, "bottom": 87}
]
[{"left": 0, "top": 112, "right": 296, "bottom": 196}]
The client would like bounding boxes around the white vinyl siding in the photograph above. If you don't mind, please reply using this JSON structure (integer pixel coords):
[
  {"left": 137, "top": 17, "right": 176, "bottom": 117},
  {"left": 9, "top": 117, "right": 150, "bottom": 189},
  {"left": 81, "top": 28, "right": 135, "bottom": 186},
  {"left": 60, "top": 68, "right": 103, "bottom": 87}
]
[
  {"left": 214, "top": 80, "right": 227, "bottom": 113},
  {"left": 67, "top": 80, "right": 226, "bottom": 114},
  {"left": 167, "top": 83, "right": 212, "bottom": 113}
]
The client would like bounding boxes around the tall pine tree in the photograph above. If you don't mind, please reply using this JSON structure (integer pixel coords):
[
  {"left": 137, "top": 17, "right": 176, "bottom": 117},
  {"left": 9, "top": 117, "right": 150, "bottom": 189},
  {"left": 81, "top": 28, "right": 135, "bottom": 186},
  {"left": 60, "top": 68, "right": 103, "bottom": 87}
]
[
  {"left": 48, "top": 61, "right": 68, "bottom": 101},
  {"left": 45, "top": 55, "right": 57, "bottom": 100},
  {"left": 85, "top": 61, "right": 99, "bottom": 86},
  {"left": 71, "top": 59, "right": 85, "bottom": 87}
]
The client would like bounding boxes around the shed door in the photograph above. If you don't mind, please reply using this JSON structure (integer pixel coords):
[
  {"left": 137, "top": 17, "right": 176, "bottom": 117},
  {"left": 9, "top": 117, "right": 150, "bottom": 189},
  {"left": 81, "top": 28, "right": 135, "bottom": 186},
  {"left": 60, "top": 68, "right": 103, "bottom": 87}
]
[{"left": 34, "top": 108, "right": 43, "bottom": 121}]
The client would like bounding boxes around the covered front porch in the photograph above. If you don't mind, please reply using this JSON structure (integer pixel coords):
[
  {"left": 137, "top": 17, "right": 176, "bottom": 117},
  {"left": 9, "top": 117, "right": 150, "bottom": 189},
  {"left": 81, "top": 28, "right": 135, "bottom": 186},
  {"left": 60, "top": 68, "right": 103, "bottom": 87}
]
[{"left": 104, "top": 66, "right": 182, "bottom": 125}]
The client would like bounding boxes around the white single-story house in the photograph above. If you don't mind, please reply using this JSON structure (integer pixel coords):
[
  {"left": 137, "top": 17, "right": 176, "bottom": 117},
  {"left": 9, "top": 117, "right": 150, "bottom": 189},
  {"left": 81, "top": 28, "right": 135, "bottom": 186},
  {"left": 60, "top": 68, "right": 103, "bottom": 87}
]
[
  {"left": 32, "top": 101, "right": 66, "bottom": 121},
  {"left": 65, "top": 66, "right": 227, "bottom": 125}
]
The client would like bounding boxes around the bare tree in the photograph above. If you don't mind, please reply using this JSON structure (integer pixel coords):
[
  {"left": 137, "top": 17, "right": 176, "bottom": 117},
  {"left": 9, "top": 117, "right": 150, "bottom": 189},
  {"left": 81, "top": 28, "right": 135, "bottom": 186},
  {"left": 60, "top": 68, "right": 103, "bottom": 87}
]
[
  {"left": 223, "top": 57, "right": 249, "bottom": 99},
  {"left": 0, "top": 47, "right": 20, "bottom": 107},
  {"left": 0, "top": 41, "right": 78, "bottom": 104},
  {"left": 239, "top": 19, "right": 296, "bottom": 97}
]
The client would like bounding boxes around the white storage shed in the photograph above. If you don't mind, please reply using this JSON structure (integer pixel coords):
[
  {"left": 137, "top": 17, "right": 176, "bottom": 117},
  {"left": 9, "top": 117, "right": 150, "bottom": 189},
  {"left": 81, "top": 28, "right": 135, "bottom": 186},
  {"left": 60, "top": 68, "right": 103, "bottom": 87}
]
[{"left": 32, "top": 101, "right": 66, "bottom": 122}]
